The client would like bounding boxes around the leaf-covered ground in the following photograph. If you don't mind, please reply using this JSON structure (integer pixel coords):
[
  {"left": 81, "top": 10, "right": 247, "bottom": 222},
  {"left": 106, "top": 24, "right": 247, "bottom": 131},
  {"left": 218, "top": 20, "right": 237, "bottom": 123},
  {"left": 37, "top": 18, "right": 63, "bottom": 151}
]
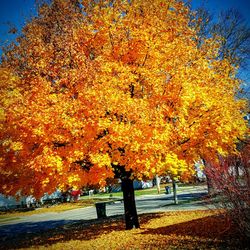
[{"left": 1, "top": 209, "right": 249, "bottom": 250}]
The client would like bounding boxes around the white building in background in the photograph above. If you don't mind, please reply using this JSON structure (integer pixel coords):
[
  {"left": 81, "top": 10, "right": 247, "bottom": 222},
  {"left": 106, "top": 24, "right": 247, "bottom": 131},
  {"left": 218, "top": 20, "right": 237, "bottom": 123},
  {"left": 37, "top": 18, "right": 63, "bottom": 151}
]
[
  {"left": 0, "top": 189, "right": 63, "bottom": 210},
  {"left": 0, "top": 194, "right": 27, "bottom": 209},
  {"left": 194, "top": 161, "right": 206, "bottom": 182}
]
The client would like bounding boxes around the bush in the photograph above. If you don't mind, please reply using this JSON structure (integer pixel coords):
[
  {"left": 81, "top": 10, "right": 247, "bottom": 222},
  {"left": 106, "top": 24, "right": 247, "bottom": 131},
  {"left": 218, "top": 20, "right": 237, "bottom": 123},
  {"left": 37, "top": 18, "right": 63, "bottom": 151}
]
[{"left": 205, "top": 141, "right": 250, "bottom": 238}]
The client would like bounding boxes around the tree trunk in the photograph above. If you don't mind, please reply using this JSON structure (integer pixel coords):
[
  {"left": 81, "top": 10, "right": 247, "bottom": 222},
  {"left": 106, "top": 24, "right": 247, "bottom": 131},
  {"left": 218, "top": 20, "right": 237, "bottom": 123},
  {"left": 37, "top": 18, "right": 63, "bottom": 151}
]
[
  {"left": 202, "top": 158, "right": 215, "bottom": 196},
  {"left": 206, "top": 175, "right": 214, "bottom": 195},
  {"left": 172, "top": 181, "right": 178, "bottom": 204},
  {"left": 121, "top": 177, "right": 140, "bottom": 230},
  {"left": 156, "top": 174, "right": 161, "bottom": 194}
]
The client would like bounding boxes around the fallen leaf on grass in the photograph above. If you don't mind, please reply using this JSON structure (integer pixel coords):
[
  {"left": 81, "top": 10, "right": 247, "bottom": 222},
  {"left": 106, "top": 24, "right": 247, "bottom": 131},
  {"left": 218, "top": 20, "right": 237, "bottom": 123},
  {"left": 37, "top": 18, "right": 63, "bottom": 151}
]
[{"left": 3, "top": 210, "right": 248, "bottom": 250}]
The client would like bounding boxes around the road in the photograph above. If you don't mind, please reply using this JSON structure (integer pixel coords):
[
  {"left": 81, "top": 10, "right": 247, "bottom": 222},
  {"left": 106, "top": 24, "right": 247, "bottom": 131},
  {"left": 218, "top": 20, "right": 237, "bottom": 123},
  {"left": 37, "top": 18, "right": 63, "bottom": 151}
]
[{"left": 0, "top": 185, "right": 215, "bottom": 240}]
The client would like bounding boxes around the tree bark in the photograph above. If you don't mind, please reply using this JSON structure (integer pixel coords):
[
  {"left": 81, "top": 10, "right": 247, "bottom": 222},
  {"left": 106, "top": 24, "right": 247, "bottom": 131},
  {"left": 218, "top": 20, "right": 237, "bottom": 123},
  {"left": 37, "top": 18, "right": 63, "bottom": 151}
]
[
  {"left": 172, "top": 180, "right": 178, "bottom": 204},
  {"left": 121, "top": 177, "right": 140, "bottom": 230},
  {"left": 156, "top": 174, "right": 161, "bottom": 194},
  {"left": 206, "top": 175, "right": 214, "bottom": 195},
  {"left": 202, "top": 158, "right": 215, "bottom": 196}
]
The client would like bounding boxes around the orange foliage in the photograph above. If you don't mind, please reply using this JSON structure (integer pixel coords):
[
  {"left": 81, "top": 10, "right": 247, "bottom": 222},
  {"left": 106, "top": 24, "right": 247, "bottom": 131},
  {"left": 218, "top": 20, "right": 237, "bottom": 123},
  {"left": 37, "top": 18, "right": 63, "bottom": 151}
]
[{"left": 0, "top": 0, "right": 248, "bottom": 198}]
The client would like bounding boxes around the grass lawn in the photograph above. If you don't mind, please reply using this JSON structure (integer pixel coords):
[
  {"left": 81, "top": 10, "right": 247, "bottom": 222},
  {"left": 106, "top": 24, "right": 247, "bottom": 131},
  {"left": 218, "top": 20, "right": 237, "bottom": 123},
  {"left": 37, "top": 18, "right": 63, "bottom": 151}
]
[
  {"left": 1, "top": 209, "right": 248, "bottom": 250},
  {"left": 83, "top": 183, "right": 204, "bottom": 199}
]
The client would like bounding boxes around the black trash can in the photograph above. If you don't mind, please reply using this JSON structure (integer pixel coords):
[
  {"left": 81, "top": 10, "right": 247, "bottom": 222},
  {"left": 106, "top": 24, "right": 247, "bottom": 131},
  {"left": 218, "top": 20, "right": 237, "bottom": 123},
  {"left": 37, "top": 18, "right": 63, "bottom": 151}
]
[
  {"left": 165, "top": 186, "right": 171, "bottom": 194},
  {"left": 95, "top": 202, "right": 107, "bottom": 219}
]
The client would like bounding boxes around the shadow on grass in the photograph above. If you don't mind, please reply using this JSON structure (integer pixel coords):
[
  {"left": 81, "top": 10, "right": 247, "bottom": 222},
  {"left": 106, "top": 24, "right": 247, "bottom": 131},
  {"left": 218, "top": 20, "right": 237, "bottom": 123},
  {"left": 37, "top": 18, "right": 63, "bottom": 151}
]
[
  {"left": 0, "top": 213, "right": 163, "bottom": 250},
  {"left": 1, "top": 212, "right": 249, "bottom": 250},
  {"left": 140, "top": 213, "right": 249, "bottom": 249}
]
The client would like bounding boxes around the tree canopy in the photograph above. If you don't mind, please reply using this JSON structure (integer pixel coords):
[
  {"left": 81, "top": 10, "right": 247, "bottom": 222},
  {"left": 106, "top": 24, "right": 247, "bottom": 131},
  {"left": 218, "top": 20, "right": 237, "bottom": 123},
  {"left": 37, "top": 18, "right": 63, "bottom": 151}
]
[
  {"left": 190, "top": 7, "right": 250, "bottom": 69},
  {"left": 0, "top": 0, "right": 248, "bottom": 198}
]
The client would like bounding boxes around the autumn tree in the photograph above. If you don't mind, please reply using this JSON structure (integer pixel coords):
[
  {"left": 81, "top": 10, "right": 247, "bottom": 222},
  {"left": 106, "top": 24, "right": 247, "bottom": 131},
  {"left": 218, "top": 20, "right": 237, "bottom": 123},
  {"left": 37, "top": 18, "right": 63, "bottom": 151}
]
[
  {"left": 190, "top": 7, "right": 250, "bottom": 67},
  {"left": 0, "top": 0, "right": 248, "bottom": 229},
  {"left": 190, "top": 4, "right": 250, "bottom": 193}
]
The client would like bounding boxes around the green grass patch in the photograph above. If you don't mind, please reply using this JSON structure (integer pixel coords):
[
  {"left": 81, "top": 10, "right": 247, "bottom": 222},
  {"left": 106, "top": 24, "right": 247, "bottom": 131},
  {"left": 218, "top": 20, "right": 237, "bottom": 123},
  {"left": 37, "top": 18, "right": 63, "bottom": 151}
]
[{"left": 84, "top": 183, "right": 206, "bottom": 199}]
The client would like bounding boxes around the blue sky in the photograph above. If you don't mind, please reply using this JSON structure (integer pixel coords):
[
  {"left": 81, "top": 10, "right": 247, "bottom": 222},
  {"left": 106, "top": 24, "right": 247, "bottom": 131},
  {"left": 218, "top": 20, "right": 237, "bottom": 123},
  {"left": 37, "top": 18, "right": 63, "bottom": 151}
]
[
  {"left": 0, "top": 0, "right": 249, "bottom": 59},
  {"left": 190, "top": 0, "right": 250, "bottom": 21},
  {"left": 0, "top": 0, "right": 249, "bottom": 46},
  {"left": 0, "top": 0, "right": 249, "bottom": 96},
  {"left": 0, "top": 0, "right": 36, "bottom": 45}
]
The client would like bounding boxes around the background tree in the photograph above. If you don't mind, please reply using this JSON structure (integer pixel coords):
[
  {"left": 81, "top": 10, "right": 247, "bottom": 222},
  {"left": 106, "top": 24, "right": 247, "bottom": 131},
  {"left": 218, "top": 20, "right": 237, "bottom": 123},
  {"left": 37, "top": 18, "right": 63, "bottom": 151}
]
[
  {"left": 0, "top": 0, "right": 248, "bottom": 229},
  {"left": 191, "top": 4, "right": 250, "bottom": 235},
  {"left": 190, "top": 6, "right": 250, "bottom": 99},
  {"left": 191, "top": 7, "right": 250, "bottom": 67}
]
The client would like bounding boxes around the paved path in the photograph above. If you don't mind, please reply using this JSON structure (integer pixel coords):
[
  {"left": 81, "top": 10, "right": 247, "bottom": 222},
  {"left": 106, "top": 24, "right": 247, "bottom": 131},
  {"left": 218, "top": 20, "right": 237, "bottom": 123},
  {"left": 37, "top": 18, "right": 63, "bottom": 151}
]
[{"left": 0, "top": 185, "right": 215, "bottom": 240}]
